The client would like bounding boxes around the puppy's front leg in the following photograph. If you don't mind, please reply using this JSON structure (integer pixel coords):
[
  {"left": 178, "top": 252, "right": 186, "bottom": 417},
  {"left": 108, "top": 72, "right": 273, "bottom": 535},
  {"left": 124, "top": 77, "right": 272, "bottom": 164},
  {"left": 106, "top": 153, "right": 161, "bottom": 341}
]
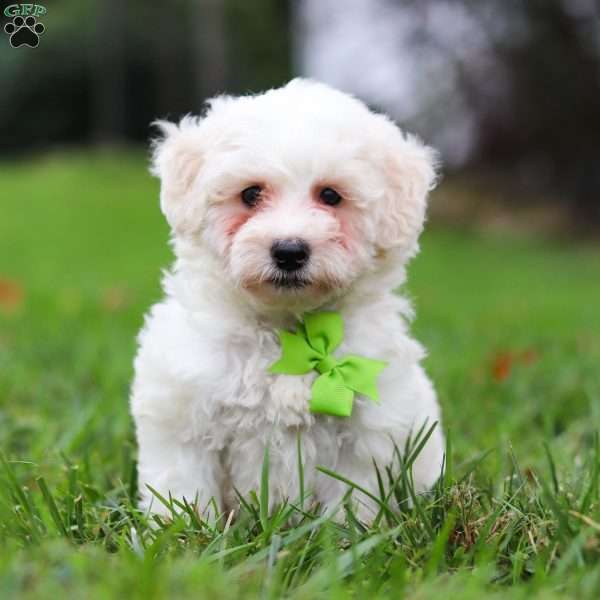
[
  {"left": 135, "top": 415, "right": 222, "bottom": 519},
  {"left": 317, "top": 395, "right": 444, "bottom": 524},
  {"left": 226, "top": 430, "right": 309, "bottom": 511},
  {"left": 315, "top": 427, "right": 395, "bottom": 524}
]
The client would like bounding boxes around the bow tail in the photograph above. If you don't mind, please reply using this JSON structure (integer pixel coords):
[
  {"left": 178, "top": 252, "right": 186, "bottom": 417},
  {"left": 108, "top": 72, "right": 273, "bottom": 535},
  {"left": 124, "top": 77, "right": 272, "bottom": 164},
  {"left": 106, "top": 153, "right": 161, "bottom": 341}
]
[
  {"left": 338, "top": 356, "right": 388, "bottom": 401},
  {"left": 309, "top": 371, "right": 354, "bottom": 417}
]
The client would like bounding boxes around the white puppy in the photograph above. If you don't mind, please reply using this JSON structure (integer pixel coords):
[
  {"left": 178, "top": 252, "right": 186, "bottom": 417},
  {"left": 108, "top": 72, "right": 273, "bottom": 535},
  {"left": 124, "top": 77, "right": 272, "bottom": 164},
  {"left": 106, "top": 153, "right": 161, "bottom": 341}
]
[{"left": 131, "top": 79, "right": 444, "bottom": 522}]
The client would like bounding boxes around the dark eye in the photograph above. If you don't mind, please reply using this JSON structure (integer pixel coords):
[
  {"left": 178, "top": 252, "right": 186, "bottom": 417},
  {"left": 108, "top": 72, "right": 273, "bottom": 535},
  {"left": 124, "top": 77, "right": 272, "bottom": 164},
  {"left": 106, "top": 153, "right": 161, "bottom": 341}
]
[
  {"left": 241, "top": 185, "right": 262, "bottom": 207},
  {"left": 319, "top": 187, "right": 342, "bottom": 206}
]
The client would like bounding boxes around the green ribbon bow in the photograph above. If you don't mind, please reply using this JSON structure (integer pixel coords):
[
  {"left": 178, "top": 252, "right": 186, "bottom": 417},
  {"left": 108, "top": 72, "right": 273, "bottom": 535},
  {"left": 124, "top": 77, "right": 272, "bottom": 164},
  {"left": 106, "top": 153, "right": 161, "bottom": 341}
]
[{"left": 269, "top": 311, "right": 387, "bottom": 417}]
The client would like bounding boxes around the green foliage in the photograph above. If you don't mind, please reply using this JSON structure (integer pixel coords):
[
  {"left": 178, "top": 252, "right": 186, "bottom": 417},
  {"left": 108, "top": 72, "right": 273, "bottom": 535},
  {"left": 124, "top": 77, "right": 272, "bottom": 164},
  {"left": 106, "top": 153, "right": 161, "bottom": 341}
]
[
  {"left": 0, "top": 152, "right": 599, "bottom": 598},
  {"left": 226, "top": 0, "right": 292, "bottom": 92},
  {"left": 0, "top": 0, "right": 293, "bottom": 152}
]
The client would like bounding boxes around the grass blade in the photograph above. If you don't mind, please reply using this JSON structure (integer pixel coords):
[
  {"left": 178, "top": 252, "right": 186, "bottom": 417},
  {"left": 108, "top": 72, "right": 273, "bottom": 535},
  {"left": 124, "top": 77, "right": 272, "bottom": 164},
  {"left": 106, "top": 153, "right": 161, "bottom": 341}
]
[
  {"left": 260, "top": 443, "right": 270, "bottom": 535},
  {"left": 37, "top": 476, "right": 69, "bottom": 538}
]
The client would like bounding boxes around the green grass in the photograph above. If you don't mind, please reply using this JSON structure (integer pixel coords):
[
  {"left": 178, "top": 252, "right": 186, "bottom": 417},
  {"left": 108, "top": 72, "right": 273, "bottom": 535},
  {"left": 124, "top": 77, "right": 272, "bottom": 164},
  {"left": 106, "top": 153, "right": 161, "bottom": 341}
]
[{"left": 1, "top": 151, "right": 599, "bottom": 599}]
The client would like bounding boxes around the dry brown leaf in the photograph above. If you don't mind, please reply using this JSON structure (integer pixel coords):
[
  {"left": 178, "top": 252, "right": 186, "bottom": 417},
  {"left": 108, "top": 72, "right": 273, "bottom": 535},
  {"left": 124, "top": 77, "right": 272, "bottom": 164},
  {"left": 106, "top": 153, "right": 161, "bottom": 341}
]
[
  {"left": 100, "top": 286, "right": 132, "bottom": 312},
  {"left": 491, "top": 351, "right": 513, "bottom": 382},
  {"left": 0, "top": 278, "right": 25, "bottom": 314}
]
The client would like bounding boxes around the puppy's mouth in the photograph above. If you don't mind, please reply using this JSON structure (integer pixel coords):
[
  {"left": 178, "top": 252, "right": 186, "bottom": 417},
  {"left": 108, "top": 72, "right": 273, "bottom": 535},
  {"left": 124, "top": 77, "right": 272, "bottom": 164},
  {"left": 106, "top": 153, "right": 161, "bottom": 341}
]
[{"left": 269, "top": 272, "right": 311, "bottom": 289}]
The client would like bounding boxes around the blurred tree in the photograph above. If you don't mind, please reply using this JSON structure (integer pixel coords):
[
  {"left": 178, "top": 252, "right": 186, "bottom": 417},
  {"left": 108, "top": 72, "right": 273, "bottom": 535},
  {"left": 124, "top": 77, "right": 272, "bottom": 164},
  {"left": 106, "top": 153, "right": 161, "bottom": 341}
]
[
  {"left": 1, "top": 0, "right": 597, "bottom": 228},
  {"left": 381, "top": 0, "right": 600, "bottom": 228},
  {"left": 91, "top": 0, "right": 126, "bottom": 143},
  {"left": 474, "top": 0, "right": 600, "bottom": 227},
  {"left": 0, "top": 0, "right": 292, "bottom": 152},
  {"left": 226, "top": 0, "right": 292, "bottom": 92},
  {"left": 150, "top": 1, "right": 196, "bottom": 118},
  {"left": 192, "top": 0, "right": 228, "bottom": 101}
]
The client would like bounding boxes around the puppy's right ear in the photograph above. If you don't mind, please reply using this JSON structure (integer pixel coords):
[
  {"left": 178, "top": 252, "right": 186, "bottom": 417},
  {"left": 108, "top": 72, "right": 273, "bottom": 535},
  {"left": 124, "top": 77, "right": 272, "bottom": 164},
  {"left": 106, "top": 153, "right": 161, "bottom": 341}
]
[{"left": 150, "top": 116, "right": 204, "bottom": 232}]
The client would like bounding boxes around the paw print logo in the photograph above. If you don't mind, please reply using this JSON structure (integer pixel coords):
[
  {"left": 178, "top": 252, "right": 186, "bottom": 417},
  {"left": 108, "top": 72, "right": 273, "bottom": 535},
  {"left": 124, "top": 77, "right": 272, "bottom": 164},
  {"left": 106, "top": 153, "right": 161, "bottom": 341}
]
[{"left": 4, "top": 15, "right": 45, "bottom": 48}]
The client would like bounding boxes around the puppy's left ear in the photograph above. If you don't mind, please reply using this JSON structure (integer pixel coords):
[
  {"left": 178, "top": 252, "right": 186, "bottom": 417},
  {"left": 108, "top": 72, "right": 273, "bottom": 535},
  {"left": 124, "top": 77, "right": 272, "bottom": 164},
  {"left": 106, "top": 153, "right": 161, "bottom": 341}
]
[
  {"left": 375, "top": 118, "right": 439, "bottom": 256},
  {"left": 150, "top": 116, "right": 205, "bottom": 233}
]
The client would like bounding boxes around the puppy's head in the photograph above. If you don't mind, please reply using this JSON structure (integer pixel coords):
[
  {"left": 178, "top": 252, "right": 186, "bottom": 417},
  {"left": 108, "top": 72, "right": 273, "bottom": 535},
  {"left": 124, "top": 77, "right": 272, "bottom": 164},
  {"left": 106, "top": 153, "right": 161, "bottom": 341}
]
[{"left": 151, "top": 79, "right": 438, "bottom": 309}]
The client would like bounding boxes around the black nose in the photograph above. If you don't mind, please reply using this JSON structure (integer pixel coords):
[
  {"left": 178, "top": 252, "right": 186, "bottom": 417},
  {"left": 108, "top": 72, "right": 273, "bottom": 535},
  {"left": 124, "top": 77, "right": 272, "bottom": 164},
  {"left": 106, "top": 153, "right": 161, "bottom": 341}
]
[{"left": 271, "top": 239, "right": 310, "bottom": 272}]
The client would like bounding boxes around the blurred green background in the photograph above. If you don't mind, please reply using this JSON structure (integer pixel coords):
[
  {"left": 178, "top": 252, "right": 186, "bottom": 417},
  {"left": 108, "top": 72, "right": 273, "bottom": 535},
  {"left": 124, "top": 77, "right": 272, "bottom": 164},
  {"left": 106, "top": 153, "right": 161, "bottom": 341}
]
[
  {"left": 1, "top": 1, "right": 600, "bottom": 597},
  {"left": 0, "top": 149, "right": 599, "bottom": 599}
]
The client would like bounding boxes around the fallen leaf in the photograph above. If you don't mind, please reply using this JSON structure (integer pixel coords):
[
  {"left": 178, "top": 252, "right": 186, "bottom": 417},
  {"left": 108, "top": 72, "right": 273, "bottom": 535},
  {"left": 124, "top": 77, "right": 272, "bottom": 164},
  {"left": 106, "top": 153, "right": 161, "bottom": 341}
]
[
  {"left": 0, "top": 278, "right": 25, "bottom": 314},
  {"left": 520, "top": 348, "right": 539, "bottom": 365},
  {"left": 100, "top": 286, "right": 132, "bottom": 312},
  {"left": 491, "top": 351, "right": 513, "bottom": 382}
]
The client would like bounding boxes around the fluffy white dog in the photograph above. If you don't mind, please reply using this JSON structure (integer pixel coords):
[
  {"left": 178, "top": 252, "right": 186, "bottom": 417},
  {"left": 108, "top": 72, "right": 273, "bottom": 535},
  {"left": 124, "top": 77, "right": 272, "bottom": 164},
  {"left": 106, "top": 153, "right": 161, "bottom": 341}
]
[{"left": 131, "top": 79, "right": 444, "bottom": 522}]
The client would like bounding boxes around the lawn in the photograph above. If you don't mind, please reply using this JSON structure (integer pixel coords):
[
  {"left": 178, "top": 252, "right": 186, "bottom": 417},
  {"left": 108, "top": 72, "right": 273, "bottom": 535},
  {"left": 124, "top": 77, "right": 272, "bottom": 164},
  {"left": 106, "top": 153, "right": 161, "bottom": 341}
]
[{"left": 1, "top": 152, "right": 599, "bottom": 599}]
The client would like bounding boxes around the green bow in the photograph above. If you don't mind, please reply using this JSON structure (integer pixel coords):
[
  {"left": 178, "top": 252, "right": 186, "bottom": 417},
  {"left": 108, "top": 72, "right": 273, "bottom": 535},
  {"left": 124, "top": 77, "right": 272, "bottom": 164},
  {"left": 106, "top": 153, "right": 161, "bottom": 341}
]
[{"left": 269, "top": 311, "right": 387, "bottom": 417}]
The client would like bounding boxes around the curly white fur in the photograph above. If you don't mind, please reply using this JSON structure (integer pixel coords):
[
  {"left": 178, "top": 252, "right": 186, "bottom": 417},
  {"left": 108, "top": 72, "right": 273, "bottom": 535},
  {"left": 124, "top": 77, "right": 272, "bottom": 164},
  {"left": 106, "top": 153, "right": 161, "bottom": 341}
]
[{"left": 131, "top": 79, "right": 444, "bottom": 522}]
